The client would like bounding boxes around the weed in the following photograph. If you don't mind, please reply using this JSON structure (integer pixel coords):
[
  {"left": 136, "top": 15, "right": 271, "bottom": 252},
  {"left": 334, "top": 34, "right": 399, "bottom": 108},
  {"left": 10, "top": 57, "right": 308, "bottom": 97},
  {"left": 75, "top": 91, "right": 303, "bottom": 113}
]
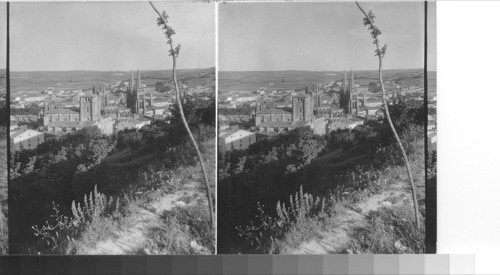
[
  {"left": 346, "top": 205, "right": 425, "bottom": 254},
  {"left": 137, "top": 205, "right": 214, "bottom": 255},
  {"left": 32, "top": 186, "right": 120, "bottom": 254}
]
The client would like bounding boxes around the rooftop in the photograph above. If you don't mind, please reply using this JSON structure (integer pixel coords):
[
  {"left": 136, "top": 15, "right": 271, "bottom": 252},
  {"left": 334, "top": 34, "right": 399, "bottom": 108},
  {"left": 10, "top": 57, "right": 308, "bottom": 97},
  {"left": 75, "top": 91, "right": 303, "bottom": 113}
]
[
  {"left": 45, "top": 108, "right": 79, "bottom": 115},
  {"left": 46, "top": 121, "right": 92, "bottom": 128},
  {"left": 256, "top": 108, "right": 291, "bottom": 115},
  {"left": 219, "top": 129, "right": 253, "bottom": 140},
  {"left": 10, "top": 129, "right": 43, "bottom": 139},
  {"left": 258, "top": 121, "right": 294, "bottom": 128},
  {"left": 293, "top": 94, "right": 312, "bottom": 98}
]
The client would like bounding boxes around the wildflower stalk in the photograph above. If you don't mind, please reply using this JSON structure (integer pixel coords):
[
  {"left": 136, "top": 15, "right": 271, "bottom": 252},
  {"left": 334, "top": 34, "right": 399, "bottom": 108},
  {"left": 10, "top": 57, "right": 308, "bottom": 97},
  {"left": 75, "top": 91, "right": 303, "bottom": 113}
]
[
  {"left": 149, "top": 1, "right": 215, "bottom": 230},
  {"left": 355, "top": 2, "right": 421, "bottom": 230}
]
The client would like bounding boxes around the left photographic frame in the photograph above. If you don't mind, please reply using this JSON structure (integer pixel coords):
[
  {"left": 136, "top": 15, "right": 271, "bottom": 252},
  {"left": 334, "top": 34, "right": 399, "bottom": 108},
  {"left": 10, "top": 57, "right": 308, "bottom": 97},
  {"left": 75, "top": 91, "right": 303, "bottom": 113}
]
[{"left": 8, "top": 1, "right": 216, "bottom": 255}]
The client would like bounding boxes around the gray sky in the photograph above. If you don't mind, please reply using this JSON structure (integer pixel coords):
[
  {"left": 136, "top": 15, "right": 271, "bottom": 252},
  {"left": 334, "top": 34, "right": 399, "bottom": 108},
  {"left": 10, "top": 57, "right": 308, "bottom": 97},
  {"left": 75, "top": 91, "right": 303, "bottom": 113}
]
[
  {"left": 219, "top": 2, "right": 436, "bottom": 71},
  {"left": 10, "top": 1, "right": 215, "bottom": 71},
  {"left": 0, "top": 3, "right": 5, "bottom": 69}
]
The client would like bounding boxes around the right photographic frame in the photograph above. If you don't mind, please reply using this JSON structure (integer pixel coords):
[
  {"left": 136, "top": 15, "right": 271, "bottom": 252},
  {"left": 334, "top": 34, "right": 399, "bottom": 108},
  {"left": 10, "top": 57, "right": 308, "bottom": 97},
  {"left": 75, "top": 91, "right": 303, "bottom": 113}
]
[{"left": 217, "top": 1, "right": 436, "bottom": 254}]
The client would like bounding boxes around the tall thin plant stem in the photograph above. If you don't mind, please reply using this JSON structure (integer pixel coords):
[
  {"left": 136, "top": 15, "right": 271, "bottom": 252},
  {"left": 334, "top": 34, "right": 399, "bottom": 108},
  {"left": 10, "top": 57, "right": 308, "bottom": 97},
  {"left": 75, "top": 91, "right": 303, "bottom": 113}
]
[
  {"left": 149, "top": 1, "right": 215, "bottom": 230},
  {"left": 355, "top": 2, "right": 421, "bottom": 230}
]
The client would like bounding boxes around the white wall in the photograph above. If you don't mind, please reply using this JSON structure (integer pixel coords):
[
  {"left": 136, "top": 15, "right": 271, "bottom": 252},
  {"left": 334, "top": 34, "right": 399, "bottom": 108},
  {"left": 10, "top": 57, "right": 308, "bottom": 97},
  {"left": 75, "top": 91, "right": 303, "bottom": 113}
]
[{"left": 438, "top": 2, "right": 500, "bottom": 273}]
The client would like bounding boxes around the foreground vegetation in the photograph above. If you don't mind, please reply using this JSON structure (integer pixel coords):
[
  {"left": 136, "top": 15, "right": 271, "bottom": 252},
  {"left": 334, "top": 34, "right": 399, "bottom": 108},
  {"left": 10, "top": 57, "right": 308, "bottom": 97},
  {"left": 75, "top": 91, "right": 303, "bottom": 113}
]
[
  {"left": 0, "top": 102, "right": 8, "bottom": 254},
  {"left": 218, "top": 101, "right": 427, "bottom": 254},
  {"left": 0, "top": 126, "right": 7, "bottom": 255},
  {"left": 10, "top": 97, "right": 215, "bottom": 254}
]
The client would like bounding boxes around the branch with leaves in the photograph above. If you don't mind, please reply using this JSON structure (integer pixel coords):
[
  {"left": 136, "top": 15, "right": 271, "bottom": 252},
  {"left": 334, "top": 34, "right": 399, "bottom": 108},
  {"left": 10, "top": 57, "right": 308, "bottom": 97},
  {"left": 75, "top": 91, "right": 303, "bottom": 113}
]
[
  {"left": 355, "top": 2, "right": 421, "bottom": 230},
  {"left": 149, "top": 1, "right": 215, "bottom": 231}
]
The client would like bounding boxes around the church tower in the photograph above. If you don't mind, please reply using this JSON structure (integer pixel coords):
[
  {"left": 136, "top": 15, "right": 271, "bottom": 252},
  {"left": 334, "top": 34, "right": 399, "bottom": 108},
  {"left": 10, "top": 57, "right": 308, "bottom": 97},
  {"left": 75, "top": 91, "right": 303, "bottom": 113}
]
[
  {"left": 135, "top": 70, "right": 141, "bottom": 114},
  {"left": 347, "top": 70, "right": 354, "bottom": 114},
  {"left": 292, "top": 94, "right": 313, "bottom": 122},
  {"left": 341, "top": 70, "right": 348, "bottom": 113},
  {"left": 80, "top": 95, "right": 101, "bottom": 122},
  {"left": 129, "top": 70, "right": 135, "bottom": 91}
]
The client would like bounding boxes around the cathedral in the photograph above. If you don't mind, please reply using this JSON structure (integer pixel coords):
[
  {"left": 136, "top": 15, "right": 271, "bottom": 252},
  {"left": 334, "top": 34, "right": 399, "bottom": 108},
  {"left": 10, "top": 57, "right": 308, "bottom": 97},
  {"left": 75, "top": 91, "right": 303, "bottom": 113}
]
[
  {"left": 339, "top": 70, "right": 361, "bottom": 115},
  {"left": 254, "top": 92, "right": 326, "bottom": 135},
  {"left": 128, "top": 69, "right": 156, "bottom": 116}
]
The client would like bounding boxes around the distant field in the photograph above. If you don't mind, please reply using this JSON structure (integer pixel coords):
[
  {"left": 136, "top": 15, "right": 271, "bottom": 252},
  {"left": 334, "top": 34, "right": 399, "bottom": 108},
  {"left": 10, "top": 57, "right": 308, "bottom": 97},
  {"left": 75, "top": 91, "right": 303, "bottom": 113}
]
[
  {"left": 0, "top": 69, "right": 5, "bottom": 90},
  {"left": 10, "top": 67, "right": 215, "bottom": 93},
  {"left": 218, "top": 69, "right": 436, "bottom": 94}
]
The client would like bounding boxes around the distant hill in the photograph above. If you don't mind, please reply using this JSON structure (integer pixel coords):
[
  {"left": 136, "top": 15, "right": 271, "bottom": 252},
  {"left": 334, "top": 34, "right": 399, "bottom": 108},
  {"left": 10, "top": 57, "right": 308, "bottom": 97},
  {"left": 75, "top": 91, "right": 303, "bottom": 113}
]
[
  {"left": 10, "top": 67, "right": 215, "bottom": 92},
  {"left": 0, "top": 69, "right": 5, "bottom": 88},
  {"left": 219, "top": 69, "right": 436, "bottom": 94}
]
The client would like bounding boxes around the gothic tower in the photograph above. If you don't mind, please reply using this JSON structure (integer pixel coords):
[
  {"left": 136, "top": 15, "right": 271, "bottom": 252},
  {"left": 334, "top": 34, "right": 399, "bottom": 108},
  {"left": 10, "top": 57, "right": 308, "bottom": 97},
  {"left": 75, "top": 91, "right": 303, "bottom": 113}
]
[
  {"left": 292, "top": 94, "right": 313, "bottom": 122},
  {"left": 347, "top": 70, "right": 354, "bottom": 114},
  {"left": 80, "top": 95, "right": 100, "bottom": 122},
  {"left": 129, "top": 70, "right": 135, "bottom": 91},
  {"left": 355, "top": 94, "right": 359, "bottom": 115},
  {"left": 341, "top": 70, "right": 348, "bottom": 113},
  {"left": 135, "top": 70, "right": 141, "bottom": 114}
]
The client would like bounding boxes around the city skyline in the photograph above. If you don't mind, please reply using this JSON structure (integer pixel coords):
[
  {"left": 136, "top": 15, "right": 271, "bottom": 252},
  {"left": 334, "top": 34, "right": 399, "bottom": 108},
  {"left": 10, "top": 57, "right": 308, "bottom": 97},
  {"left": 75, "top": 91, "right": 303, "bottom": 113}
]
[
  {"left": 219, "top": 2, "right": 436, "bottom": 72},
  {"left": 10, "top": 2, "right": 215, "bottom": 72}
]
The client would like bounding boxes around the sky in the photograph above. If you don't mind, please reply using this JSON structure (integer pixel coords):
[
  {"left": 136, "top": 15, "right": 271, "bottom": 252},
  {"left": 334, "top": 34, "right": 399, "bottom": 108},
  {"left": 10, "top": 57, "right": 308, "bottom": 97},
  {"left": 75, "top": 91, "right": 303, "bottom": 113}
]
[
  {"left": 219, "top": 2, "right": 436, "bottom": 72},
  {"left": 0, "top": 3, "right": 5, "bottom": 70},
  {"left": 10, "top": 1, "right": 215, "bottom": 71}
]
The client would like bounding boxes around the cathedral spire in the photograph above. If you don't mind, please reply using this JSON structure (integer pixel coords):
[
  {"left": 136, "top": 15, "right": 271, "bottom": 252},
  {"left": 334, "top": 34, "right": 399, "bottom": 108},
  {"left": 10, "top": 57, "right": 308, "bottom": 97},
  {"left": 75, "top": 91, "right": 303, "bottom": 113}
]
[
  {"left": 350, "top": 69, "right": 354, "bottom": 92},
  {"left": 136, "top": 69, "right": 141, "bottom": 92},
  {"left": 130, "top": 70, "right": 135, "bottom": 91},
  {"left": 343, "top": 70, "right": 347, "bottom": 92}
]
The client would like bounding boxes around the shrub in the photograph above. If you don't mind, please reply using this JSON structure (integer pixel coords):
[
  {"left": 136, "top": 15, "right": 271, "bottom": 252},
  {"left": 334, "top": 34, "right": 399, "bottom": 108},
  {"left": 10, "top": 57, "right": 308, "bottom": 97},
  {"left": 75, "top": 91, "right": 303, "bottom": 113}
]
[
  {"left": 236, "top": 186, "right": 325, "bottom": 253},
  {"left": 276, "top": 185, "right": 325, "bottom": 226},
  {"left": 32, "top": 186, "right": 120, "bottom": 254},
  {"left": 137, "top": 205, "right": 214, "bottom": 255},
  {"left": 346, "top": 205, "right": 425, "bottom": 254}
]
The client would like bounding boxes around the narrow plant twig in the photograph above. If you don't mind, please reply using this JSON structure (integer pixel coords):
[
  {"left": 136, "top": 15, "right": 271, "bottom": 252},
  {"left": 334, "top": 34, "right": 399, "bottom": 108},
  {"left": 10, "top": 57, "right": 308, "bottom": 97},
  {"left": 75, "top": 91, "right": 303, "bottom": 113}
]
[
  {"left": 355, "top": 2, "right": 421, "bottom": 230},
  {"left": 149, "top": 1, "right": 215, "bottom": 230}
]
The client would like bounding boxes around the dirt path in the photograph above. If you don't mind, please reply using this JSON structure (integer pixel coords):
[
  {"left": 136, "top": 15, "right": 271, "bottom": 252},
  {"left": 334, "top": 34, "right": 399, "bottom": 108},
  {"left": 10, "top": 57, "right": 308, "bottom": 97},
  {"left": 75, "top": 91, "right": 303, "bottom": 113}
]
[
  {"left": 81, "top": 181, "right": 207, "bottom": 255},
  {"left": 287, "top": 181, "right": 410, "bottom": 254}
]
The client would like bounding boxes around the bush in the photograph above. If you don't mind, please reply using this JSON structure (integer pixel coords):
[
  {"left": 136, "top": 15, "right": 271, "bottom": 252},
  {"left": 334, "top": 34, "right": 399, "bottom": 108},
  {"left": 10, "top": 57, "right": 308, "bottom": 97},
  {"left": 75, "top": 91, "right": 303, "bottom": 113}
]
[
  {"left": 138, "top": 205, "right": 214, "bottom": 255},
  {"left": 346, "top": 205, "right": 425, "bottom": 254},
  {"left": 32, "top": 186, "right": 120, "bottom": 254},
  {"left": 236, "top": 186, "right": 326, "bottom": 253}
]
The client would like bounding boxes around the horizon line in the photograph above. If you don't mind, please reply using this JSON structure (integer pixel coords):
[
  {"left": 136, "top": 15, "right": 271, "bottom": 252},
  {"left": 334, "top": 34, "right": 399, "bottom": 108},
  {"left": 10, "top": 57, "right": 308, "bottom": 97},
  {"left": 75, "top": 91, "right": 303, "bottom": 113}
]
[
  {"left": 218, "top": 68, "right": 433, "bottom": 73},
  {"left": 8, "top": 67, "right": 215, "bottom": 73}
]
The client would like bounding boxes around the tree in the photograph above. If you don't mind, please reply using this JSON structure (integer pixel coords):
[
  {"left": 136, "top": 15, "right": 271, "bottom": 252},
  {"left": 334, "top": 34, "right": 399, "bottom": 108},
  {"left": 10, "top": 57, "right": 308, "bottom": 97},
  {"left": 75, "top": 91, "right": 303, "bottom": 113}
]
[
  {"left": 149, "top": 2, "right": 215, "bottom": 230},
  {"left": 356, "top": 2, "right": 421, "bottom": 229}
]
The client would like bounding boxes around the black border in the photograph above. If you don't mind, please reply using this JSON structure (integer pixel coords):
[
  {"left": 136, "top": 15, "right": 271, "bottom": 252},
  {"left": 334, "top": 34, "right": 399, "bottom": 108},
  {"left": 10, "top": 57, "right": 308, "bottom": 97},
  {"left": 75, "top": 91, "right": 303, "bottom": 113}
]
[
  {"left": 424, "top": 0, "right": 437, "bottom": 254},
  {"left": 5, "top": 0, "right": 11, "bottom": 257}
]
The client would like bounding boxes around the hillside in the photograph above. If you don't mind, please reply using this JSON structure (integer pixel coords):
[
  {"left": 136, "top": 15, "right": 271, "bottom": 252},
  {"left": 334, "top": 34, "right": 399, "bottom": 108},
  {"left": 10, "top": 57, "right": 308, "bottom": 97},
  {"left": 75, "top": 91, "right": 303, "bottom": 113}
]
[
  {"left": 78, "top": 139, "right": 215, "bottom": 255},
  {"left": 218, "top": 69, "right": 436, "bottom": 94},
  {"left": 9, "top": 99, "right": 216, "bottom": 255},
  {"left": 0, "top": 127, "right": 6, "bottom": 255},
  {"left": 10, "top": 67, "right": 215, "bottom": 93},
  {"left": 217, "top": 102, "right": 427, "bottom": 254}
]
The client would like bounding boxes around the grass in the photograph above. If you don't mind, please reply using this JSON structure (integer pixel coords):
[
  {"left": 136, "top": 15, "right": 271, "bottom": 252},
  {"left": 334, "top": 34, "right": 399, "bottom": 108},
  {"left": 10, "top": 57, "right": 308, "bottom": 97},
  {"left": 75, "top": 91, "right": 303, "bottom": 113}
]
[
  {"left": 345, "top": 204, "right": 425, "bottom": 254},
  {"left": 135, "top": 205, "right": 215, "bottom": 255},
  {"left": 235, "top": 135, "right": 426, "bottom": 254},
  {"left": 0, "top": 130, "right": 7, "bottom": 255},
  {"left": 27, "top": 137, "right": 215, "bottom": 255},
  {"left": 0, "top": 210, "right": 7, "bottom": 255}
]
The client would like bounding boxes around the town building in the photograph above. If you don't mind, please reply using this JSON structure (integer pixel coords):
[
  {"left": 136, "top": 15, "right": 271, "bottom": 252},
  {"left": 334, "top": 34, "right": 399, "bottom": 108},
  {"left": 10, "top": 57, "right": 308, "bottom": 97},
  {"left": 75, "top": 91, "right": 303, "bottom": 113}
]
[
  {"left": 254, "top": 93, "right": 326, "bottom": 135},
  {"left": 218, "top": 129, "right": 256, "bottom": 151},
  {"left": 327, "top": 117, "right": 364, "bottom": 132},
  {"left": 114, "top": 116, "right": 151, "bottom": 132},
  {"left": 10, "top": 129, "right": 45, "bottom": 153}
]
